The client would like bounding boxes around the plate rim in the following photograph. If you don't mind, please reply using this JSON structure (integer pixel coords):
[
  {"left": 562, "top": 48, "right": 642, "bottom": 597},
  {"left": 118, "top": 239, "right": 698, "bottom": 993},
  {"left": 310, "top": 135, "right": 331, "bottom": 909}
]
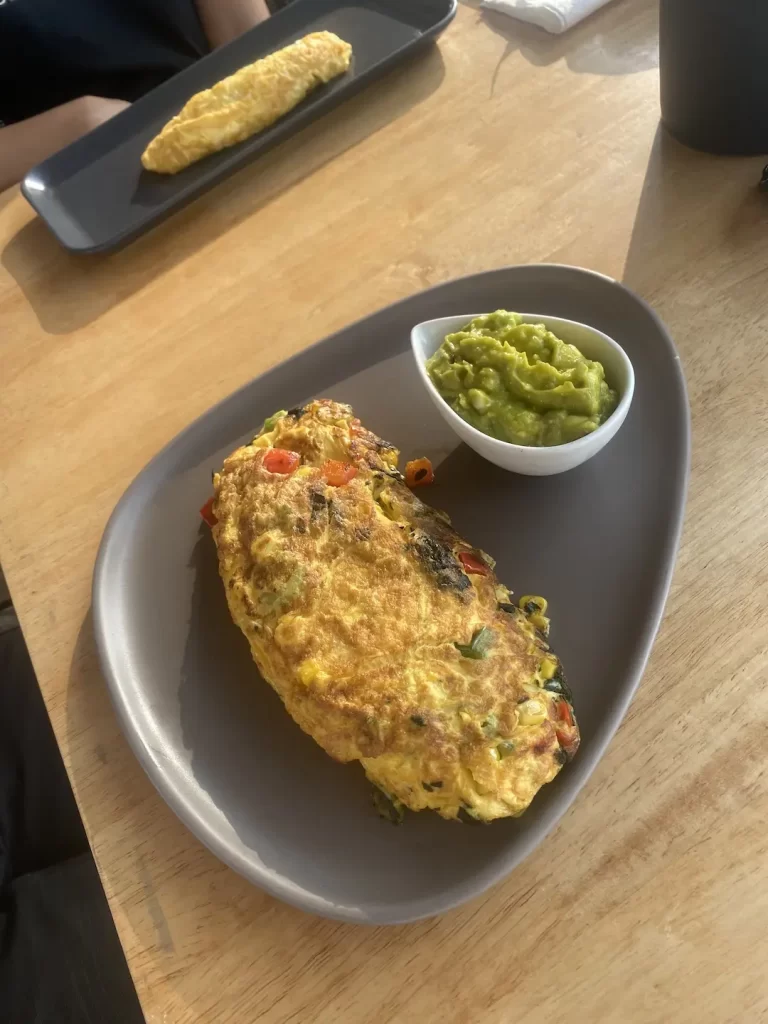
[{"left": 92, "top": 263, "right": 691, "bottom": 923}]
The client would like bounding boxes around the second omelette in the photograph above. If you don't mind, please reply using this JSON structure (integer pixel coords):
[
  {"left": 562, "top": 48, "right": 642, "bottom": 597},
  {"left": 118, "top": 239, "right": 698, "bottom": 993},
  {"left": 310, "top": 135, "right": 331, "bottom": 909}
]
[
  {"left": 208, "top": 401, "right": 579, "bottom": 822},
  {"left": 142, "top": 31, "right": 352, "bottom": 174}
]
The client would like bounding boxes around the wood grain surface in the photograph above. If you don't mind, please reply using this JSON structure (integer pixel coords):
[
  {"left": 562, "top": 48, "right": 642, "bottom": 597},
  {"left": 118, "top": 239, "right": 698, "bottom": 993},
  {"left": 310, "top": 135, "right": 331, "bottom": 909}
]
[{"left": 2, "top": 2, "right": 767, "bottom": 1021}]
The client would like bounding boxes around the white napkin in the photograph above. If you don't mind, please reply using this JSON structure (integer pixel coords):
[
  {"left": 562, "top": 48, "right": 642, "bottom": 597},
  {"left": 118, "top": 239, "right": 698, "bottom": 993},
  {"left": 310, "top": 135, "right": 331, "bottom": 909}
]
[{"left": 481, "top": 0, "right": 616, "bottom": 35}]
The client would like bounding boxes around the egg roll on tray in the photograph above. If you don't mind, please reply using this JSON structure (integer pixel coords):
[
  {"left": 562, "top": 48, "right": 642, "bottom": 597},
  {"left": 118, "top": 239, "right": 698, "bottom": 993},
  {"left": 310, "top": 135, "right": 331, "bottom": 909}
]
[{"left": 142, "top": 31, "right": 352, "bottom": 173}]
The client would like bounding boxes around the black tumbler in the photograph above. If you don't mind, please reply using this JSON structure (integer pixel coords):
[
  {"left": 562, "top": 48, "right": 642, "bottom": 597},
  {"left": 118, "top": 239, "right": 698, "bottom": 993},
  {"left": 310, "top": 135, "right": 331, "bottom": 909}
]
[{"left": 660, "top": 0, "right": 768, "bottom": 155}]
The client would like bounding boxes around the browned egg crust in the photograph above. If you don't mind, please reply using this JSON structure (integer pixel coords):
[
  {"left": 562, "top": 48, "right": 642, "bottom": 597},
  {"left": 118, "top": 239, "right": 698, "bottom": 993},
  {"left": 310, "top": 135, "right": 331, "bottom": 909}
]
[{"left": 211, "top": 400, "right": 579, "bottom": 822}]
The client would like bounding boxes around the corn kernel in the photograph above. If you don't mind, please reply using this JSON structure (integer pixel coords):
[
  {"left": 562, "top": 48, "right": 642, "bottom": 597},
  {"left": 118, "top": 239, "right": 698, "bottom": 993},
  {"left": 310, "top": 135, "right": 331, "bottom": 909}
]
[
  {"left": 539, "top": 656, "right": 557, "bottom": 681},
  {"left": 298, "top": 660, "right": 321, "bottom": 686},
  {"left": 518, "top": 700, "right": 547, "bottom": 726}
]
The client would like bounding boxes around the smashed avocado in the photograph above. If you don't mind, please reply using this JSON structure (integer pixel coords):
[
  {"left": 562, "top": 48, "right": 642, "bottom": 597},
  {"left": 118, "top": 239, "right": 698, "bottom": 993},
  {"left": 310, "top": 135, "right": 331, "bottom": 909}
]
[{"left": 426, "top": 311, "right": 618, "bottom": 447}]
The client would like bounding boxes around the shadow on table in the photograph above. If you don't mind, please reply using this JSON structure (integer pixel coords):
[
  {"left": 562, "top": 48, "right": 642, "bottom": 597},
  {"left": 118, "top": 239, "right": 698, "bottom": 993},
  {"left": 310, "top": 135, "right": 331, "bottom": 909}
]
[
  {"left": 1, "top": 46, "right": 446, "bottom": 337},
  {"left": 620, "top": 123, "right": 768, "bottom": 592},
  {"left": 0, "top": 188, "right": 18, "bottom": 216},
  {"left": 622, "top": 124, "right": 768, "bottom": 306},
  {"left": 458, "top": 0, "right": 657, "bottom": 81},
  {"left": 63, "top": 604, "right": 438, "bottom": 1022}
]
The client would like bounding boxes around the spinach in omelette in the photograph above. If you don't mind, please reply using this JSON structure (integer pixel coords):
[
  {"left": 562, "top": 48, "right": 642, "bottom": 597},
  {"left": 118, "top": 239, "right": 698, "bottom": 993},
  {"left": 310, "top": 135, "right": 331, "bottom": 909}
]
[{"left": 206, "top": 400, "right": 579, "bottom": 823}]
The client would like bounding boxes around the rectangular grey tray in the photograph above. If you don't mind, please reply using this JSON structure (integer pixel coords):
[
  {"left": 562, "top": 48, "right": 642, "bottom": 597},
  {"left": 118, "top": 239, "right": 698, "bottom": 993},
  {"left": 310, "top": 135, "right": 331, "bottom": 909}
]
[
  {"left": 93, "top": 265, "right": 690, "bottom": 924},
  {"left": 21, "top": 0, "right": 456, "bottom": 253}
]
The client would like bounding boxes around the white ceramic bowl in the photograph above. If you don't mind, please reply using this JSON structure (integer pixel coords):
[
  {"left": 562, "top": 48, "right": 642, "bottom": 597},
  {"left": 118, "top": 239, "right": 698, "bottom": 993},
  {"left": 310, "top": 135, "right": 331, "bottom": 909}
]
[{"left": 411, "top": 312, "right": 635, "bottom": 476}]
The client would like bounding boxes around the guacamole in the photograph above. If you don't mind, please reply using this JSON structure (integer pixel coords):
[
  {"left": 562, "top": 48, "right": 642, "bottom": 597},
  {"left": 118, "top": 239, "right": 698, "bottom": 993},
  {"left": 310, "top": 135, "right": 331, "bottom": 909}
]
[{"left": 426, "top": 311, "right": 618, "bottom": 447}]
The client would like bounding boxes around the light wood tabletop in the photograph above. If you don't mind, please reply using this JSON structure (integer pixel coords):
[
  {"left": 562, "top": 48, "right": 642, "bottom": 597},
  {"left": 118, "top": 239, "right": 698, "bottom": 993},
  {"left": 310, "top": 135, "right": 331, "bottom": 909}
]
[{"left": 2, "top": 1, "right": 768, "bottom": 1021}]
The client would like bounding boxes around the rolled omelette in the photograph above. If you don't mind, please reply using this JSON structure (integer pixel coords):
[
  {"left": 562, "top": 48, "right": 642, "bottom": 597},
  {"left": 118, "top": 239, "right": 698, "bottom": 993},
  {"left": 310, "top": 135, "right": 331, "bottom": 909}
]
[
  {"left": 209, "top": 400, "right": 579, "bottom": 823},
  {"left": 142, "top": 31, "right": 352, "bottom": 174}
]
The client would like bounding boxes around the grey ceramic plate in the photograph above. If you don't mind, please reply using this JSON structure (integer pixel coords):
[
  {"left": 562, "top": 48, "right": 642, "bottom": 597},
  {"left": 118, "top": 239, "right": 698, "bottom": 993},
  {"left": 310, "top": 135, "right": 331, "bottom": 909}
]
[
  {"left": 94, "top": 265, "right": 689, "bottom": 924},
  {"left": 22, "top": 0, "right": 456, "bottom": 253}
]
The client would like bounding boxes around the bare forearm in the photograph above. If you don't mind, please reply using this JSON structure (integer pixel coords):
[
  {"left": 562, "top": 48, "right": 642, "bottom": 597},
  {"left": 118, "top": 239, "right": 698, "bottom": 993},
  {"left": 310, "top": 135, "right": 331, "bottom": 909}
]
[
  {"left": 0, "top": 97, "right": 128, "bottom": 193},
  {"left": 196, "top": 0, "right": 271, "bottom": 49}
]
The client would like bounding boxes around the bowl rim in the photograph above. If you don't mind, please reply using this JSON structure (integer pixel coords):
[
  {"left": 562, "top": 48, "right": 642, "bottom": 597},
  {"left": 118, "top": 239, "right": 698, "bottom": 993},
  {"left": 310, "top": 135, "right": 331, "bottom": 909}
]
[{"left": 411, "top": 311, "right": 636, "bottom": 455}]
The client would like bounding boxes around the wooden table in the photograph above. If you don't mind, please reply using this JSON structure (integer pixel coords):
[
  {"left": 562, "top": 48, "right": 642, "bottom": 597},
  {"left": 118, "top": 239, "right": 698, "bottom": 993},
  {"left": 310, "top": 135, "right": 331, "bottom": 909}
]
[{"left": 2, "top": 1, "right": 767, "bottom": 1020}]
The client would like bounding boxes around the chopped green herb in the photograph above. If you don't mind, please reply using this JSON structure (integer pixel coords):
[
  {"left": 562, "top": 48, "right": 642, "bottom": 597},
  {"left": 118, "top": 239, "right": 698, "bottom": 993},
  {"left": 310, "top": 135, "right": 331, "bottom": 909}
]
[
  {"left": 455, "top": 627, "right": 495, "bottom": 660},
  {"left": 275, "top": 503, "right": 294, "bottom": 528},
  {"left": 497, "top": 741, "right": 515, "bottom": 759},
  {"left": 543, "top": 668, "right": 573, "bottom": 703},
  {"left": 410, "top": 714, "right": 426, "bottom": 727},
  {"left": 410, "top": 532, "right": 471, "bottom": 593},
  {"left": 258, "top": 568, "right": 304, "bottom": 614},
  {"left": 259, "top": 410, "right": 288, "bottom": 435},
  {"left": 422, "top": 779, "right": 444, "bottom": 792},
  {"left": 497, "top": 602, "right": 517, "bottom": 614},
  {"left": 365, "top": 715, "right": 380, "bottom": 740},
  {"left": 479, "top": 549, "right": 497, "bottom": 570},
  {"left": 481, "top": 713, "right": 498, "bottom": 736},
  {"left": 372, "top": 788, "right": 405, "bottom": 825}
]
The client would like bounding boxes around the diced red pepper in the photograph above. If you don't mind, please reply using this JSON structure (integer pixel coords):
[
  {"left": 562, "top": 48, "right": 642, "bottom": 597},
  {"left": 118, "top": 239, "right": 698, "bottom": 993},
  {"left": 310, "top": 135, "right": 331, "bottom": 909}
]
[
  {"left": 556, "top": 725, "right": 579, "bottom": 757},
  {"left": 557, "top": 699, "right": 574, "bottom": 727},
  {"left": 405, "top": 458, "right": 434, "bottom": 488},
  {"left": 200, "top": 496, "right": 217, "bottom": 528},
  {"left": 458, "top": 551, "right": 491, "bottom": 577},
  {"left": 555, "top": 699, "right": 579, "bottom": 757},
  {"left": 322, "top": 459, "right": 358, "bottom": 486},
  {"left": 556, "top": 727, "right": 578, "bottom": 750},
  {"left": 263, "top": 448, "right": 301, "bottom": 475}
]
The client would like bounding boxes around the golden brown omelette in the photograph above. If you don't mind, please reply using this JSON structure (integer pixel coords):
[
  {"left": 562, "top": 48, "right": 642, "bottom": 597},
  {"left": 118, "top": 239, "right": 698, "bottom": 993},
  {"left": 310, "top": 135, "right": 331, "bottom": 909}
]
[
  {"left": 142, "top": 31, "right": 352, "bottom": 174},
  {"left": 208, "top": 400, "right": 579, "bottom": 823}
]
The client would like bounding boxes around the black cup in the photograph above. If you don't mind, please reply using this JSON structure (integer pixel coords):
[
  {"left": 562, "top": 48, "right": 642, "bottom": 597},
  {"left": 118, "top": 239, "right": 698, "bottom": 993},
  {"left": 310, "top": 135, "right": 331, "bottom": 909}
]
[{"left": 660, "top": 0, "right": 768, "bottom": 155}]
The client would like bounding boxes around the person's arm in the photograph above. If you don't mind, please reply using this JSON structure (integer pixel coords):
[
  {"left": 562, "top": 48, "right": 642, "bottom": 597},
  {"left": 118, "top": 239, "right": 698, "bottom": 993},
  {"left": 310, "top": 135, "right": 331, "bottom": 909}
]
[
  {"left": 0, "top": 96, "right": 129, "bottom": 193},
  {"left": 195, "top": 0, "right": 271, "bottom": 49}
]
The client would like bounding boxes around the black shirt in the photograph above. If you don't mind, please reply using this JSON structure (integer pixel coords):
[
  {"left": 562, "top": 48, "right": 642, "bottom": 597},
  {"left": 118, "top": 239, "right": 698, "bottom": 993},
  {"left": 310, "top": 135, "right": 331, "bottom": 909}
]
[{"left": 0, "top": 0, "right": 210, "bottom": 124}]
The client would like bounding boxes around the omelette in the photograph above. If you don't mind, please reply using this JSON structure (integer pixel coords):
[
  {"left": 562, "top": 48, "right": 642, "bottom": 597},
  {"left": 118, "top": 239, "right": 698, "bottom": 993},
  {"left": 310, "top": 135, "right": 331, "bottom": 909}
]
[
  {"left": 207, "top": 400, "right": 579, "bottom": 823},
  {"left": 142, "top": 31, "right": 352, "bottom": 174}
]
